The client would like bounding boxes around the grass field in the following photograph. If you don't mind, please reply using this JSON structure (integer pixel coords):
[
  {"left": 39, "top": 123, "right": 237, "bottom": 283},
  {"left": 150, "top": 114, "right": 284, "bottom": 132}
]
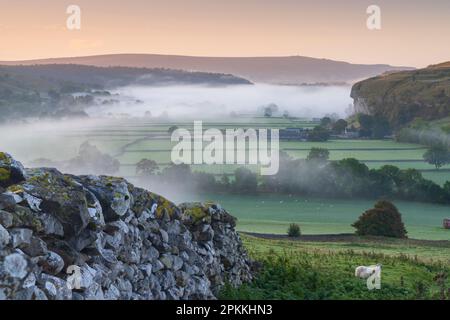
[
  {"left": 3, "top": 117, "right": 450, "bottom": 241},
  {"left": 5, "top": 118, "right": 450, "bottom": 184},
  {"left": 189, "top": 193, "right": 450, "bottom": 241},
  {"left": 220, "top": 234, "right": 450, "bottom": 300}
]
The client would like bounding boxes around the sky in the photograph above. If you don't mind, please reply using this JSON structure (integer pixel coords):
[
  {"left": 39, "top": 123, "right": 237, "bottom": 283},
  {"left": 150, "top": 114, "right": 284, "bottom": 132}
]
[{"left": 0, "top": 0, "right": 449, "bottom": 67}]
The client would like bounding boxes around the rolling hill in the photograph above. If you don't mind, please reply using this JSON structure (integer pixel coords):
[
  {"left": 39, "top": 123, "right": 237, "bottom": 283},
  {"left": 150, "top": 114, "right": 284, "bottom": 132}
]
[
  {"left": 0, "top": 54, "right": 413, "bottom": 85},
  {"left": 0, "top": 64, "right": 251, "bottom": 121}
]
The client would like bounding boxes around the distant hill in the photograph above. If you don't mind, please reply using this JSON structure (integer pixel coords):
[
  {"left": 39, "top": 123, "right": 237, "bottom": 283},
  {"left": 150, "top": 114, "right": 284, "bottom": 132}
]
[
  {"left": 351, "top": 62, "right": 450, "bottom": 128},
  {"left": 428, "top": 61, "right": 450, "bottom": 69},
  {"left": 0, "top": 64, "right": 251, "bottom": 87},
  {"left": 0, "top": 54, "right": 414, "bottom": 84}
]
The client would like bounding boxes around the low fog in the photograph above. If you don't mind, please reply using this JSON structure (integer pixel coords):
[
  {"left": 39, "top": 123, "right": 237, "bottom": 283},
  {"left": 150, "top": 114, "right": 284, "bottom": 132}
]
[
  {"left": 1, "top": 83, "right": 354, "bottom": 201},
  {"left": 87, "top": 84, "right": 353, "bottom": 119}
]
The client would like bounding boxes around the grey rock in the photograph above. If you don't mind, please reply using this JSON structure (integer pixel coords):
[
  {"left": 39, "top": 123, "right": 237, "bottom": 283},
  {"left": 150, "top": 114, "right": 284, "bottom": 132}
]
[
  {"left": 22, "top": 272, "right": 37, "bottom": 289},
  {"left": 32, "top": 287, "right": 48, "bottom": 300},
  {"left": 0, "top": 224, "right": 10, "bottom": 249},
  {"left": 0, "top": 210, "right": 13, "bottom": 228},
  {"left": 160, "top": 229, "right": 169, "bottom": 243},
  {"left": 40, "top": 251, "right": 65, "bottom": 275},
  {"left": 23, "top": 168, "right": 92, "bottom": 237},
  {"left": 0, "top": 152, "right": 26, "bottom": 188},
  {"left": 83, "top": 282, "right": 104, "bottom": 300},
  {"left": 10, "top": 228, "right": 33, "bottom": 248},
  {"left": 104, "top": 284, "right": 121, "bottom": 300},
  {"left": 152, "top": 260, "right": 164, "bottom": 272},
  {"left": 173, "top": 256, "right": 184, "bottom": 271},
  {"left": 0, "top": 154, "right": 254, "bottom": 301},
  {"left": 160, "top": 270, "right": 176, "bottom": 290},
  {"left": 0, "top": 193, "right": 16, "bottom": 210},
  {"left": 4, "top": 253, "right": 28, "bottom": 279},
  {"left": 39, "top": 213, "right": 64, "bottom": 237},
  {"left": 22, "top": 236, "right": 48, "bottom": 257},
  {"left": 77, "top": 176, "right": 131, "bottom": 222},
  {"left": 40, "top": 274, "right": 72, "bottom": 300},
  {"left": 160, "top": 254, "right": 174, "bottom": 269},
  {"left": 23, "top": 193, "right": 42, "bottom": 212}
]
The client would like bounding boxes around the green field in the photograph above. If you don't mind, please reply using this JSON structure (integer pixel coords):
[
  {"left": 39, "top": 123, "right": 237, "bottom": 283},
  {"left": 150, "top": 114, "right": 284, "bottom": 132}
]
[
  {"left": 2, "top": 117, "right": 450, "bottom": 244},
  {"left": 5, "top": 118, "right": 450, "bottom": 184},
  {"left": 189, "top": 193, "right": 450, "bottom": 241}
]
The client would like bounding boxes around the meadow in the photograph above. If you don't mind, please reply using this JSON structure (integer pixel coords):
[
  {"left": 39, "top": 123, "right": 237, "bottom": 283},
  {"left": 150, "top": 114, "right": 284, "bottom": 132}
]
[
  {"left": 191, "top": 193, "right": 450, "bottom": 240},
  {"left": 1, "top": 117, "right": 449, "bottom": 242},
  {"left": 5, "top": 117, "right": 447, "bottom": 181}
]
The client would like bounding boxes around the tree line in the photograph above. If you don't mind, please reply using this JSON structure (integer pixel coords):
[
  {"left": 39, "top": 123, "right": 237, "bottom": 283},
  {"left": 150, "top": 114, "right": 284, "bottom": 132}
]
[{"left": 136, "top": 148, "right": 450, "bottom": 205}]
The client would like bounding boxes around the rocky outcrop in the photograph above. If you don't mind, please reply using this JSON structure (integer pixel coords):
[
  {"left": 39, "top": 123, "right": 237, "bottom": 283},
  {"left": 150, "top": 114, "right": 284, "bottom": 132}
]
[
  {"left": 351, "top": 63, "right": 450, "bottom": 128},
  {"left": 0, "top": 152, "right": 253, "bottom": 300}
]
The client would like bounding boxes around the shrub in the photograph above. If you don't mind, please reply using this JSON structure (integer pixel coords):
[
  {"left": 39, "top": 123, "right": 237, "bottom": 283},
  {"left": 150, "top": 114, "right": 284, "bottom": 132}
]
[
  {"left": 288, "top": 223, "right": 301, "bottom": 237},
  {"left": 307, "top": 148, "right": 330, "bottom": 162},
  {"left": 352, "top": 200, "right": 407, "bottom": 238}
]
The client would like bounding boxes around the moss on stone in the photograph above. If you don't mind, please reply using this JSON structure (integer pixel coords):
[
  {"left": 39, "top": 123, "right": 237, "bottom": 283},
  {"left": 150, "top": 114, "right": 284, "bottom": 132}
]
[
  {"left": 0, "top": 168, "right": 11, "bottom": 181},
  {"left": 7, "top": 184, "right": 23, "bottom": 193},
  {"left": 0, "top": 152, "right": 9, "bottom": 163},
  {"left": 156, "top": 198, "right": 174, "bottom": 219}
]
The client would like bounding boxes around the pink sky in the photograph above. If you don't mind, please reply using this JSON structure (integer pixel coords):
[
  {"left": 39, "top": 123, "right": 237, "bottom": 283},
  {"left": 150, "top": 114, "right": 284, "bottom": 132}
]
[{"left": 0, "top": 0, "right": 449, "bottom": 67}]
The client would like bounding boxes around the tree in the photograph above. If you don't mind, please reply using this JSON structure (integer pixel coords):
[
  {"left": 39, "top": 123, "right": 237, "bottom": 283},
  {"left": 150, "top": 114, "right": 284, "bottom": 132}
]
[
  {"left": 136, "top": 159, "right": 159, "bottom": 176},
  {"left": 371, "top": 116, "right": 391, "bottom": 138},
  {"left": 287, "top": 223, "right": 301, "bottom": 237},
  {"left": 307, "top": 126, "right": 330, "bottom": 142},
  {"left": 67, "top": 141, "right": 120, "bottom": 175},
  {"left": 161, "top": 164, "right": 192, "bottom": 183},
  {"left": 332, "top": 119, "right": 348, "bottom": 134},
  {"left": 320, "top": 117, "right": 332, "bottom": 128},
  {"left": 263, "top": 103, "right": 279, "bottom": 117},
  {"left": 423, "top": 145, "right": 450, "bottom": 169},
  {"left": 352, "top": 200, "right": 407, "bottom": 238},
  {"left": 307, "top": 148, "right": 330, "bottom": 162},
  {"left": 233, "top": 167, "right": 258, "bottom": 194}
]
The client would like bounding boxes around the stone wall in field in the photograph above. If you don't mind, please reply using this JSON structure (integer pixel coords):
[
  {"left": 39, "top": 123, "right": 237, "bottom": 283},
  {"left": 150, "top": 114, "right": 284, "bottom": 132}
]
[{"left": 0, "top": 152, "right": 253, "bottom": 300}]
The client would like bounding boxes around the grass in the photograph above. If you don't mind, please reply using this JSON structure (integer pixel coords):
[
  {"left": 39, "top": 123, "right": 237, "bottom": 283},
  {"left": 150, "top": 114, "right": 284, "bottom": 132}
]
[
  {"left": 219, "top": 234, "right": 450, "bottom": 300},
  {"left": 7, "top": 118, "right": 447, "bottom": 183},
  {"left": 192, "top": 193, "right": 450, "bottom": 240}
]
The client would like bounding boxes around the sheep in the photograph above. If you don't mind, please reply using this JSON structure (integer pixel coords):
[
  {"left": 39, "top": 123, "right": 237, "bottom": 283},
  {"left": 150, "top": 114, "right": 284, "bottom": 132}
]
[{"left": 355, "top": 264, "right": 382, "bottom": 279}]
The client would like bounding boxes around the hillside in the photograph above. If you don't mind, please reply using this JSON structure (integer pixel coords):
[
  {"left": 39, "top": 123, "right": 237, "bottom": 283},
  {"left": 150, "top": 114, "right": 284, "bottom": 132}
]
[
  {"left": 0, "top": 64, "right": 251, "bottom": 121},
  {"left": 351, "top": 62, "right": 450, "bottom": 128},
  {"left": 0, "top": 54, "right": 414, "bottom": 85}
]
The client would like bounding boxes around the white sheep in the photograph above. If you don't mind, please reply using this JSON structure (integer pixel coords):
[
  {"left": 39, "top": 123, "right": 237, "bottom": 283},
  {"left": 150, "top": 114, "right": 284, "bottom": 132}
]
[{"left": 355, "top": 264, "right": 382, "bottom": 279}]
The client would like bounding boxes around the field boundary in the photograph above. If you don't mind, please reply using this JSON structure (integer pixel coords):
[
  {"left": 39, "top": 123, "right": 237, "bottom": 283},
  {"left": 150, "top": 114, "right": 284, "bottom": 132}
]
[{"left": 240, "top": 231, "right": 450, "bottom": 247}]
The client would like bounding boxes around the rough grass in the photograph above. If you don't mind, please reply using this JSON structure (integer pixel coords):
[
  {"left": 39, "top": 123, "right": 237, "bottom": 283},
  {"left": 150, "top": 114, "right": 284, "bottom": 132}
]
[{"left": 219, "top": 234, "right": 450, "bottom": 300}]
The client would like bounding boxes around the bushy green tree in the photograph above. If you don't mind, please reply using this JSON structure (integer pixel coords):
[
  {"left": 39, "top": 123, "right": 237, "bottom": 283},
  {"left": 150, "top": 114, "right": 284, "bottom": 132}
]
[
  {"left": 233, "top": 167, "right": 258, "bottom": 194},
  {"left": 423, "top": 145, "right": 450, "bottom": 169},
  {"left": 332, "top": 119, "right": 348, "bottom": 134},
  {"left": 287, "top": 223, "right": 301, "bottom": 237},
  {"left": 136, "top": 159, "right": 159, "bottom": 176},
  {"left": 352, "top": 200, "right": 407, "bottom": 238},
  {"left": 307, "top": 148, "right": 330, "bottom": 162},
  {"left": 307, "top": 126, "right": 330, "bottom": 142}
]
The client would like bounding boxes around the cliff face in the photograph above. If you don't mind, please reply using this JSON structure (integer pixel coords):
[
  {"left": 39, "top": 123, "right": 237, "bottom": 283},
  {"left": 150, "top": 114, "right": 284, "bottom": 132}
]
[
  {"left": 0, "top": 152, "right": 253, "bottom": 300},
  {"left": 350, "top": 63, "right": 450, "bottom": 128}
]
